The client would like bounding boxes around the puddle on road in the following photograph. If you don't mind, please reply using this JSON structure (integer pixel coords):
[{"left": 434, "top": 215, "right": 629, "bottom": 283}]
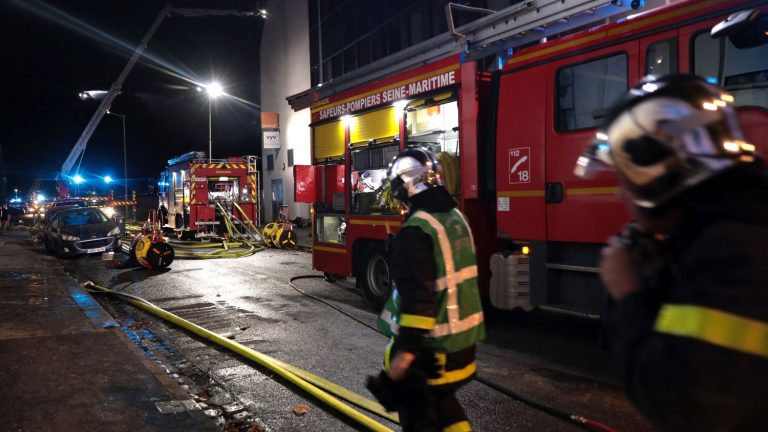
[{"left": 120, "top": 316, "right": 178, "bottom": 360}]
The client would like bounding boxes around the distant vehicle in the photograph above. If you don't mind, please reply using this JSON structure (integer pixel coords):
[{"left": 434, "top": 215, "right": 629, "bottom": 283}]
[
  {"left": 49, "top": 199, "right": 87, "bottom": 209},
  {"left": 40, "top": 199, "right": 88, "bottom": 227},
  {"left": 43, "top": 207, "right": 120, "bottom": 257}
]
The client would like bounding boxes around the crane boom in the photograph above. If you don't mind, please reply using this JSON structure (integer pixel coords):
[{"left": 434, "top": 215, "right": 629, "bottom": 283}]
[
  {"left": 58, "top": 2, "right": 264, "bottom": 198},
  {"left": 60, "top": 2, "right": 172, "bottom": 178}
]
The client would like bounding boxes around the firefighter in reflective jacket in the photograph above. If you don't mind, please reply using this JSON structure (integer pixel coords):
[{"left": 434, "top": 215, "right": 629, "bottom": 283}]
[
  {"left": 575, "top": 74, "right": 768, "bottom": 430},
  {"left": 366, "top": 147, "right": 485, "bottom": 432}
]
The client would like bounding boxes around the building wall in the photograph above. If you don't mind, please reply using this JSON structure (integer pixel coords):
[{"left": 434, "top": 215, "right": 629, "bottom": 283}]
[{"left": 260, "top": 0, "right": 311, "bottom": 223}]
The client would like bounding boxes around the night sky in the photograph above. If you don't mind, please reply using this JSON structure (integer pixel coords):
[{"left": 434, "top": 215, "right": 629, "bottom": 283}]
[{"left": 0, "top": 0, "right": 265, "bottom": 199}]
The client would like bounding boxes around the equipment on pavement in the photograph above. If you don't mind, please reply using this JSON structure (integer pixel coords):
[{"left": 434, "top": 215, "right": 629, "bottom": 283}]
[{"left": 130, "top": 210, "right": 174, "bottom": 270}]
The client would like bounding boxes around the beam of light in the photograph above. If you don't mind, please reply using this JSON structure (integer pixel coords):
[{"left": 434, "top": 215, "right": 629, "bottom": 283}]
[
  {"left": 73, "top": 174, "right": 84, "bottom": 184},
  {"left": 10, "top": 0, "right": 205, "bottom": 86},
  {"left": 12, "top": 0, "right": 266, "bottom": 116},
  {"left": 225, "top": 93, "right": 261, "bottom": 109},
  {"left": 104, "top": 176, "right": 113, "bottom": 183}
]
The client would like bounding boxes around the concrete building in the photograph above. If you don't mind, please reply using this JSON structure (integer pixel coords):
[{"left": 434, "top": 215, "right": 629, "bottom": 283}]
[{"left": 259, "top": 0, "right": 312, "bottom": 223}]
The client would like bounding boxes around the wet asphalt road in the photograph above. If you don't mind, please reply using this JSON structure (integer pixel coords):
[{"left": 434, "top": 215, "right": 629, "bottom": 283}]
[{"left": 61, "top": 245, "right": 652, "bottom": 432}]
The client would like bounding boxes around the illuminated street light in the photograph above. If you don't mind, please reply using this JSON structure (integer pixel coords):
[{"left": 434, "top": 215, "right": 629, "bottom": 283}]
[
  {"left": 206, "top": 82, "right": 224, "bottom": 98},
  {"left": 14, "top": 188, "right": 18, "bottom": 199},
  {"left": 104, "top": 176, "right": 113, "bottom": 184},
  {"left": 205, "top": 81, "right": 224, "bottom": 163}
]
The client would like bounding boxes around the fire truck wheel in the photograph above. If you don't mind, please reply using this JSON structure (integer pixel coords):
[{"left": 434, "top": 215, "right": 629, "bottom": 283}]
[{"left": 358, "top": 244, "right": 392, "bottom": 308}]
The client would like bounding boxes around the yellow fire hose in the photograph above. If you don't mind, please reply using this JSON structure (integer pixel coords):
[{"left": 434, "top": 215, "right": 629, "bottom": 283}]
[
  {"left": 82, "top": 281, "right": 397, "bottom": 430},
  {"left": 121, "top": 204, "right": 267, "bottom": 260}
]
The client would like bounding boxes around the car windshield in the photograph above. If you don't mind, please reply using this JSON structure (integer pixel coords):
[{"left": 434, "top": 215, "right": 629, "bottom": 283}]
[{"left": 60, "top": 209, "right": 108, "bottom": 227}]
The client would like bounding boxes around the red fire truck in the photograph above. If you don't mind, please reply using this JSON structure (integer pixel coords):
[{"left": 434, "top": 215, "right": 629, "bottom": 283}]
[
  {"left": 158, "top": 152, "right": 260, "bottom": 239},
  {"left": 292, "top": 0, "right": 768, "bottom": 314}
]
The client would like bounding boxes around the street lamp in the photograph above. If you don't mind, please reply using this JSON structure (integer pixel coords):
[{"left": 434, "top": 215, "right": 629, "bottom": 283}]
[
  {"left": 204, "top": 82, "right": 224, "bottom": 163},
  {"left": 106, "top": 110, "right": 128, "bottom": 198},
  {"left": 14, "top": 188, "right": 18, "bottom": 200}
]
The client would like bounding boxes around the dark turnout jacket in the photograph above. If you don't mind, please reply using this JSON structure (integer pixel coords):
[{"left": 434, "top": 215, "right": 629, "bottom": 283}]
[{"left": 612, "top": 169, "right": 768, "bottom": 431}]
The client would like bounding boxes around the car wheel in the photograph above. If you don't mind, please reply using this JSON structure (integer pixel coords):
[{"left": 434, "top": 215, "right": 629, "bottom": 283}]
[{"left": 358, "top": 244, "right": 392, "bottom": 309}]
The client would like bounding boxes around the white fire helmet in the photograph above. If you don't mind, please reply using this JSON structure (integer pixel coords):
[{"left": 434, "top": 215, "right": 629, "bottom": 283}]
[
  {"left": 574, "top": 74, "right": 758, "bottom": 208},
  {"left": 386, "top": 147, "right": 444, "bottom": 203}
]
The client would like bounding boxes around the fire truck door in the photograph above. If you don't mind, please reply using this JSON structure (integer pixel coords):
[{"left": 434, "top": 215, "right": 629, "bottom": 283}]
[
  {"left": 495, "top": 66, "right": 546, "bottom": 241},
  {"left": 544, "top": 42, "right": 638, "bottom": 244}
]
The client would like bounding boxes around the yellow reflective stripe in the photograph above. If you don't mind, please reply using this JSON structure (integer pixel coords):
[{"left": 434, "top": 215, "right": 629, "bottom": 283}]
[
  {"left": 655, "top": 304, "right": 768, "bottom": 359},
  {"left": 383, "top": 337, "right": 395, "bottom": 371},
  {"left": 400, "top": 314, "right": 436, "bottom": 330},
  {"left": 430, "top": 311, "right": 484, "bottom": 338},
  {"left": 443, "top": 421, "right": 472, "bottom": 432},
  {"left": 410, "top": 211, "right": 460, "bottom": 325},
  {"left": 427, "top": 357, "right": 476, "bottom": 385},
  {"left": 435, "top": 265, "right": 478, "bottom": 291}
]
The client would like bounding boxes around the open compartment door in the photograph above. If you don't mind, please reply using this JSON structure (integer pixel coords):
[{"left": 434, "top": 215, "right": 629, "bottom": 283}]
[{"left": 294, "top": 165, "right": 322, "bottom": 203}]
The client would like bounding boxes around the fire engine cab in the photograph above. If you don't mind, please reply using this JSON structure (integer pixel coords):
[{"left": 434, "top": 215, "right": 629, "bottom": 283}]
[
  {"left": 158, "top": 152, "right": 260, "bottom": 239},
  {"left": 291, "top": 0, "right": 768, "bottom": 314}
]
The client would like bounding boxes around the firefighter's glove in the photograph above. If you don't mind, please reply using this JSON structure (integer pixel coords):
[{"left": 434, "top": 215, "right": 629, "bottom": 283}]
[{"left": 366, "top": 371, "right": 401, "bottom": 412}]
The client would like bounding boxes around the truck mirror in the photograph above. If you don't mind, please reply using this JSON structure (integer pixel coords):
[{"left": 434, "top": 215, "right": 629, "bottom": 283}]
[{"left": 711, "top": 9, "right": 768, "bottom": 49}]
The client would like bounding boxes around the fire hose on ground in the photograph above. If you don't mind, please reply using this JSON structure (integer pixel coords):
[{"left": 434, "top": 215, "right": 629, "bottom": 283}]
[
  {"left": 121, "top": 202, "right": 268, "bottom": 261},
  {"left": 288, "top": 275, "right": 618, "bottom": 432},
  {"left": 82, "top": 281, "right": 398, "bottom": 431}
]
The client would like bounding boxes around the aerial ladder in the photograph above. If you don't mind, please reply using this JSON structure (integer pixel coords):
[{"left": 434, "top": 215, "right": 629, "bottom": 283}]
[{"left": 47, "top": 3, "right": 265, "bottom": 200}]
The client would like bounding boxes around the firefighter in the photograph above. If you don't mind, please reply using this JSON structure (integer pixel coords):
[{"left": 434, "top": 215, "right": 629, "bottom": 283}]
[
  {"left": 0, "top": 203, "right": 9, "bottom": 234},
  {"left": 574, "top": 74, "right": 768, "bottom": 430},
  {"left": 366, "top": 147, "right": 485, "bottom": 432}
]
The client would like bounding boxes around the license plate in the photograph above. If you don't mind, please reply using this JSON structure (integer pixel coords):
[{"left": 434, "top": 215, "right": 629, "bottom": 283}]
[{"left": 87, "top": 246, "right": 107, "bottom": 254}]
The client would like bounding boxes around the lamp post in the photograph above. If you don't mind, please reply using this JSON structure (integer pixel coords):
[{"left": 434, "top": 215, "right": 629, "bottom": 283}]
[
  {"left": 106, "top": 110, "right": 128, "bottom": 199},
  {"left": 14, "top": 189, "right": 18, "bottom": 200},
  {"left": 204, "top": 82, "right": 224, "bottom": 163}
]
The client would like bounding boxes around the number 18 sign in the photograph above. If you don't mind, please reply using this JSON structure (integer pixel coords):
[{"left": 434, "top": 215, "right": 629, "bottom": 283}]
[{"left": 508, "top": 147, "right": 531, "bottom": 184}]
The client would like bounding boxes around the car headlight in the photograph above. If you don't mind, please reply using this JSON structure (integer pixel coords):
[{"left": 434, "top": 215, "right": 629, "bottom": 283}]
[
  {"left": 61, "top": 234, "right": 80, "bottom": 241},
  {"left": 107, "top": 227, "right": 120, "bottom": 236},
  {"left": 101, "top": 207, "right": 116, "bottom": 218}
]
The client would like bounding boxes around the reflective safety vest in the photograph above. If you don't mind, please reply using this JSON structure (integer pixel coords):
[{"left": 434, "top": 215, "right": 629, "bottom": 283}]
[
  {"left": 378, "top": 209, "right": 486, "bottom": 354},
  {"left": 655, "top": 304, "right": 768, "bottom": 360}
]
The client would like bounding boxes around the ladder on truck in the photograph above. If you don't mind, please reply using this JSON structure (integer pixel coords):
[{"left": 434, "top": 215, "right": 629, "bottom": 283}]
[{"left": 289, "top": 0, "right": 642, "bottom": 107}]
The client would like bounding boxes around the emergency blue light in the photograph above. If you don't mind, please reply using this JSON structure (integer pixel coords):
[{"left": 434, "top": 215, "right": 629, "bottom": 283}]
[
  {"left": 104, "top": 176, "right": 113, "bottom": 184},
  {"left": 73, "top": 174, "right": 84, "bottom": 184}
]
